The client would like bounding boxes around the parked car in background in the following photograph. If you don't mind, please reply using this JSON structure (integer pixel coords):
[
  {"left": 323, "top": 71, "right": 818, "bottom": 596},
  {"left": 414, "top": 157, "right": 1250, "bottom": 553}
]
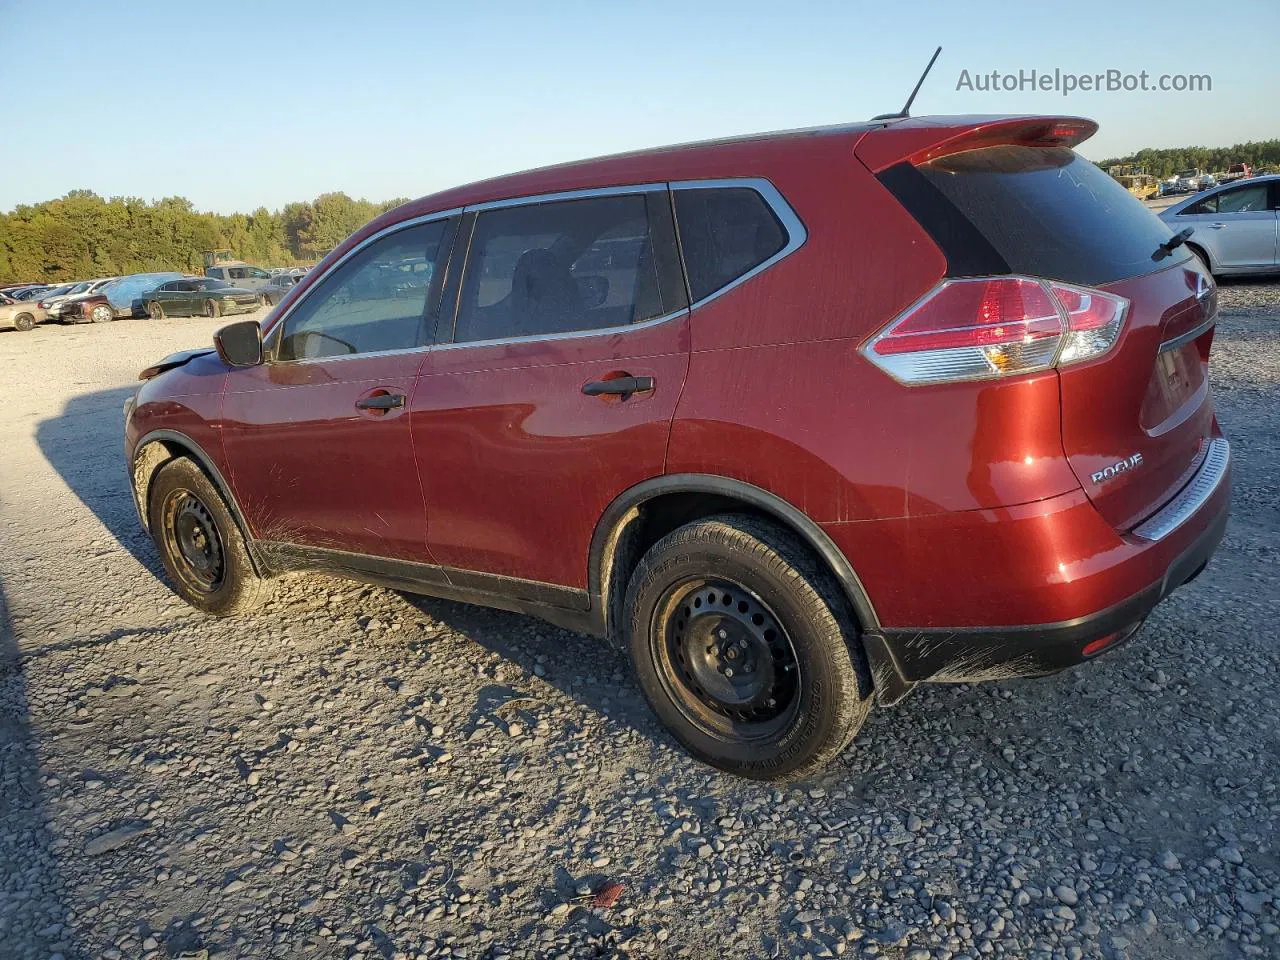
[
  {"left": 0, "top": 295, "right": 47, "bottom": 331},
  {"left": 32, "top": 283, "right": 79, "bottom": 312},
  {"left": 9, "top": 284, "right": 52, "bottom": 300},
  {"left": 1174, "top": 169, "right": 1203, "bottom": 193},
  {"left": 102, "top": 272, "right": 184, "bottom": 318},
  {"left": 1221, "top": 163, "right": 1252, "bottom": 183},
  {"left": 204, "top": 261, "right": 272, "bottom": 290},
  {"left": 1159, "top": 175, "right": 1280, "bottom": 276},
  {"left": 60, "top": 293, "right": 118, "bottom": 324},
  {"left": 126, "top": 114, "right": 1229, "bottom": 780},
  {"left": 1196, "top": 174, "right": 1217, "bottom": 191},
  {"left": 144, "top": 277, "right": 262, "bottom": 319},
  {"left": 47, "top": 277, "right": 119, "bottom": 320},
  {"left": 259, "top": 272, "right": 301, "bottom": 305}
]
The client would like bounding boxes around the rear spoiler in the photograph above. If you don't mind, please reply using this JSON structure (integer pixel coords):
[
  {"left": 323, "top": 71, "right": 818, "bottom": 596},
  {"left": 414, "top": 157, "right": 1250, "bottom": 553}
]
[{"left": 855, "top": 116, "right": 1098, "bottom": 173}]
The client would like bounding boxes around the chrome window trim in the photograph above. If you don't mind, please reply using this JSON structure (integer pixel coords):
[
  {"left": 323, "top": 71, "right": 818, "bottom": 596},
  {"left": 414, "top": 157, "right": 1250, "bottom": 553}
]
[
  {"left": 670, "top": 177, "right": 808, "bottom": 310},
  {"left": 433, "top": 307, "right": 690, "bottom": 352},
  {"left": 1132, "top": 437, "right": 1229, "bottom": 542},
  {"left": 464, "top": 183, "right": 666, "bottom": 213},
  {"left": 1159, "top": 313, "right": 1216, "bottom": 353},
  {"left": 265, "top": 208, "right": 463, "bottom": 366}
]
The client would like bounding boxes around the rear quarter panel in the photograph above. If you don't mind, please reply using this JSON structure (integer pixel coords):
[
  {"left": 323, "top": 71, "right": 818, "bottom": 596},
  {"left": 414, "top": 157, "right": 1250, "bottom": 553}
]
[{"left": 668, "top": 152, "right": 1081, "bottom": 522}]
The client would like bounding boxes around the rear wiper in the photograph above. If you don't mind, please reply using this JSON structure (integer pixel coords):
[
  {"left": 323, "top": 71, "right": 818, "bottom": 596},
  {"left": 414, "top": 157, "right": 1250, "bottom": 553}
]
[{"left": 1153, "top": 227, "right": 1193, "bottom": 261}]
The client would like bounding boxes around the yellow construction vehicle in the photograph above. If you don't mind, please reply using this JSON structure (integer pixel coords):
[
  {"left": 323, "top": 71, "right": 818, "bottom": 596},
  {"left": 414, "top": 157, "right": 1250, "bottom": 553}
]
[{"left": 1108, "top": 164, "right": 1160, "bottom": 201}]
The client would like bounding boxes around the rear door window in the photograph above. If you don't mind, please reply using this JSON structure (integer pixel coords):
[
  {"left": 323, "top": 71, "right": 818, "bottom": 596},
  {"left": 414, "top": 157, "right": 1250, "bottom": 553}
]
[
  {"left": 673, "top": 186, "right": 789, "bottom": 302},
  {"left": 452, "top": 191, "right": 678, "bottom": 343},
  {"left": 881, "top": 146, "right": 1180, "bottom": 286}
]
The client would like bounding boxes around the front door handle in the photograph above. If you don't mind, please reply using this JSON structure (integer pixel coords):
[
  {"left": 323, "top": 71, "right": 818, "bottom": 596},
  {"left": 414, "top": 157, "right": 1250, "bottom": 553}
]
[
  {"left": 582, "top": 375, "right": 654, "bottom": 399},
  {"left": 1209, "top": 222, "right": 1226, "bottom": 229},
  {"left": 355, "top": 393, "right": 405, "bottom": 411}
]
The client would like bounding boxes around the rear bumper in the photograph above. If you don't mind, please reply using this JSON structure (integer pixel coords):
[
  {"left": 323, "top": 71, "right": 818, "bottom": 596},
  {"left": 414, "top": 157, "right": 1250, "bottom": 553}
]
[{"left": 827, "top": 437, "right": 1231, "bottom": 687}]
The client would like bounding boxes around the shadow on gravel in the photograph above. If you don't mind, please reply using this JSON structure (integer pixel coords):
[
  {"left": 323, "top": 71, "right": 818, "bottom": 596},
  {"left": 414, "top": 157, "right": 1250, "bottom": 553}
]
[
  {"left": 401, "top": 596, "right": 667, "bottom": 744},
  {"left": 0, "top": 576, "right": 78, "bottom": 958},
  {"left": 36, "top": 386, "right": 166, "bottom": 581}
]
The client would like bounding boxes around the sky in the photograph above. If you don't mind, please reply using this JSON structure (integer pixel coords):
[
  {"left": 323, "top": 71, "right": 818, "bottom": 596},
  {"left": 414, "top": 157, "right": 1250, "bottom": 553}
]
[{"left": 1, "top": 0, "right": 1276, "bottom": 214}]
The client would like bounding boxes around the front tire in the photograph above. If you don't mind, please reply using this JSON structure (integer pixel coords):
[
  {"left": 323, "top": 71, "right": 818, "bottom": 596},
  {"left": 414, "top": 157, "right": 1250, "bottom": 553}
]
[
  {"left": 148, "top": 458, "right": 271, "bottom": 616},
  {"left": 89, "top": 303, "right": 114, "bottom": 323},
  {"left": 13, "top": 312, "right": 35, "bottom": 332},
  {"left": 204, "top": 299, "right": 221, "bottom": 319},
  {"left": 624, "top": 514, "right": 871, "bottom": 780}
]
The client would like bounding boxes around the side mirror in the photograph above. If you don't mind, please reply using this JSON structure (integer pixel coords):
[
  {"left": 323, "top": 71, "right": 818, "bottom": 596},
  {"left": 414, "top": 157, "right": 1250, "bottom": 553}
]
[{"left": 214, "top": 319, "right": 263, "bottom": 367}]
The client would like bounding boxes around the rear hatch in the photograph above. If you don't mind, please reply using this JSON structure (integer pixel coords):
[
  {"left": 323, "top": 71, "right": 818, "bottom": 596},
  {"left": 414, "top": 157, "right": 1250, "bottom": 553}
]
[{"left": 863, "top": 118, "right": 1217, "bottom": 530}]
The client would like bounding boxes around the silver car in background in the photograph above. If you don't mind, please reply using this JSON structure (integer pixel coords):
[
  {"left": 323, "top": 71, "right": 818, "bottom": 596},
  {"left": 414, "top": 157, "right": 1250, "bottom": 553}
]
[
  {"left": 1158, "top": 175, "right": 1279, "bottom": 276},
  {"left": 43, "top": 277, "right": 118, "bottom": 320}
]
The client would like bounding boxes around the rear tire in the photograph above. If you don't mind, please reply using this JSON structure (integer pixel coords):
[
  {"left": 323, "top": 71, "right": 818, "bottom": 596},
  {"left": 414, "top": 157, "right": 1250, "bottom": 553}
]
[
  {"left": 148, "top": 458, "right": 271, "bottom": 616},
  {"left": 624, "top": 514, "right": 871, "bottom": 780},
  {"left": 13, "top": 312, "right": 34, "bottom": 332},
  {"left": 147, "top": 301, "right": 164, "bottom": 321},
  {"left": 205, "top": 299, "right": 221, "bottom": 319}
]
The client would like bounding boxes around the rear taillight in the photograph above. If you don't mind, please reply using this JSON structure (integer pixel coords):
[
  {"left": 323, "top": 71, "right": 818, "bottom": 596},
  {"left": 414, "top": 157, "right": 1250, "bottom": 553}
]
[{"left": 861, "top": 276, "right": 1128, "bottom": 385}]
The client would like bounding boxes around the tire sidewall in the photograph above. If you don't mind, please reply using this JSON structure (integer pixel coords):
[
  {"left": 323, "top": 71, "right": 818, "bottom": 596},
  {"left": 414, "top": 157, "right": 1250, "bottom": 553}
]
[
  {"left": 626, "top": 525, "right": 864, "bottom": 779},
  {"left": 15, "top": 313, "right": 34, "bottom": 331},
  {"left": 148, "top": 459, "right": 259, "bottom": 616}
]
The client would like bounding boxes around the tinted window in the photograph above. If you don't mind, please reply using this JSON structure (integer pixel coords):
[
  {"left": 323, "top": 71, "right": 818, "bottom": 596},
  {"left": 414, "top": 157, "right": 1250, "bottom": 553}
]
[
  {"left": 228, "top": 267, "right": 246, "bottom": 279},
  {"left": 674, "top": 188, "right": 788, "bottom": 302},
  {"left": 893, "top": 146, "right": 1179, "bottom": 285},
  {"left": 158, "top": 282, "right": 178, "bottom": 292},
  {"left": 454, "top": 194, "right": 663, "bottom": 343},
  {"left": 276, "top": 220, "right": 448, "bottom": 361},
  {"left": 1183, "top": 194, "right": 1218, "bottom": 215},
  {"left": 1217, "top": 184, "right": 1268, "bottom": 213}
]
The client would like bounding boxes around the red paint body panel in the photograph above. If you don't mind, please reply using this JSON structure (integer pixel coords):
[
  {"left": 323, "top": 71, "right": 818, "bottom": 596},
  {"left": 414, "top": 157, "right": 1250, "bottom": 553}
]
[
  {"left": 824, "top": 430, "right": 1229, "bottom": 629},
  {"left": 1058, "top": 261, "right": 1218, "bottom": 530},
  {"left": 128, "top": 353, "right": 231, "bottom": 476},
  {"left": 220, "top": 353, "right": 432, "bottom": 561},
  {"left": 413, "top": 317, "right": 690, "bottom": 586}
]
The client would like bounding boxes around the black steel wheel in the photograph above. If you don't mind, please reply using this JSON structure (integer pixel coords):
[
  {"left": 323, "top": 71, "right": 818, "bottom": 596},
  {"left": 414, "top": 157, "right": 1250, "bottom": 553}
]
[
  {"left": 160, "top": 490, "right": 226, "bottom": 595},
  {"left": 147, "top": 457, "right": 271, "bottom": 616},
  {"left": 625, "top": 514, "right": 871, "bottom": 780},
  {"left": 653, "top": 577, "right": 800, "bottom": 741}
]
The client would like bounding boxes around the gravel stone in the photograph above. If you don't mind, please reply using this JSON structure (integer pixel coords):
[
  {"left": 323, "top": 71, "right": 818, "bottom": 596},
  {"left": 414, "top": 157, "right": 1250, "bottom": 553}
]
[{"left": 1, "top": 292, "right": 1279, "bottom": 958}]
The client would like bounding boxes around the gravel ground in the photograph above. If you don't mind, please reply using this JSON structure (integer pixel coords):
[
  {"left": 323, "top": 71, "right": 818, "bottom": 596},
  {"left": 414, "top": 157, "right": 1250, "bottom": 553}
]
[{"left": 1, "top": 283, "right": 1278, "bottom": 960}]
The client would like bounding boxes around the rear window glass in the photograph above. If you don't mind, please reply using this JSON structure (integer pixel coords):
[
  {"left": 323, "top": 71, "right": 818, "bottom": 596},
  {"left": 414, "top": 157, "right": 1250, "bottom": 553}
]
[
  {"left": 674, "top": 188, "right": 788, "bottom": 302},
  {"left": 888, "top": 146, "right": 1179, "bottom": 286}
]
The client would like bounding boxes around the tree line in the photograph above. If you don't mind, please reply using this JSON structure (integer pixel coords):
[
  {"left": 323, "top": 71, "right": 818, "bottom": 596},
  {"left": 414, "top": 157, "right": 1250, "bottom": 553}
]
[
  {"left": 1096, "top": 139, "right": 1280, "bottom": 179},
  {"left": 0, "top": 190, "right": 408, "bottom": 285}
]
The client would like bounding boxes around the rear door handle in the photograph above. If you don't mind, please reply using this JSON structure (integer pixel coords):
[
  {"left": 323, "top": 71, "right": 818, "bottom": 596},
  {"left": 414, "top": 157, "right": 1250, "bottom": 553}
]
[
  {"left": 1210, "top": 222, "right": 1226, "bottom": 229},
  {"left": 582, "top": 375, "right": 654, "bottom": 399},
  {"left": 355, "top": 393, "right": 405, "bottom": 410}
]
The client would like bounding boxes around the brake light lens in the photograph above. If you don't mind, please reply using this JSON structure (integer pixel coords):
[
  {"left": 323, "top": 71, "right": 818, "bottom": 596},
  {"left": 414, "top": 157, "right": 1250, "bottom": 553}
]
[{"left": 862, "top": 276, "right": 1128, "bottom": 385}]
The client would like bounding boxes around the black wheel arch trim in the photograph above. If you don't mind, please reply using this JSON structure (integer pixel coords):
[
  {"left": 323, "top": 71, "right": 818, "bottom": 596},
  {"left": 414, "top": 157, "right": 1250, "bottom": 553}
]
[
  {"left": 131, "top": 428, "right": 266, "bottom": 576},
  {"left": 587, "top": 474, "right": 911, "bottom": 703}
]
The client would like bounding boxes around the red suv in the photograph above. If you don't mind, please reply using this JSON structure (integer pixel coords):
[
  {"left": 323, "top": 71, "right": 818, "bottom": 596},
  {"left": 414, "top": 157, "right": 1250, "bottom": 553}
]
[{"left": 126, "top": 115, "right": 1230, "bottom": 780}]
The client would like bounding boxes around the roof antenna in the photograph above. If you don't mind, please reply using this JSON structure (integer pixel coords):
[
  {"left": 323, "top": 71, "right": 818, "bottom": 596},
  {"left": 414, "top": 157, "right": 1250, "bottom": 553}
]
[{"left": 871, "top": 46, "right": 942, "bottom": 121}]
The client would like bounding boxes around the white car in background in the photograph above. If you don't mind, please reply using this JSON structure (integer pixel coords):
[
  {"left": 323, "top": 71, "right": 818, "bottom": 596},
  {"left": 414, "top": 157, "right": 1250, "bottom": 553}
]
[
  {"left": 1158, "top": 175, "right": 1280, "bottom": 276},
  {"left": 42, "top": 277, "right": 118, "bottom": 320}
]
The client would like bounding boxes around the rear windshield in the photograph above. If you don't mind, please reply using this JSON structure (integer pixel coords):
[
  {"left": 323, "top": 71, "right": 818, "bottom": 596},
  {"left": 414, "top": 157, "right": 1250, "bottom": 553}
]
[{"left": 881, "top": 145, "right": 1179, "bottom": 286}]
